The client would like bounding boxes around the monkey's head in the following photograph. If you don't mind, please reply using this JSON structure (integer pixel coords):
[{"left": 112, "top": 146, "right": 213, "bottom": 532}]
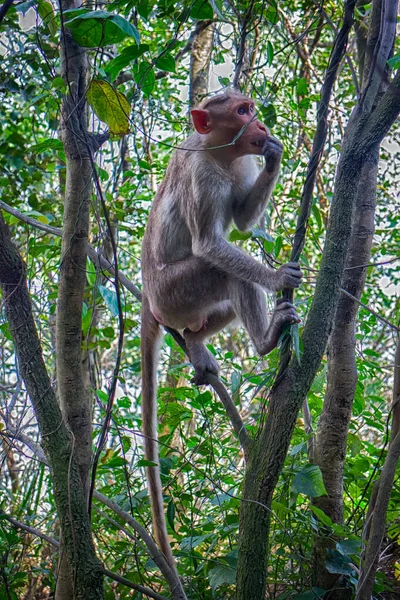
[{"left": 191, "top": 90, "right": 269, "bottom": 159}]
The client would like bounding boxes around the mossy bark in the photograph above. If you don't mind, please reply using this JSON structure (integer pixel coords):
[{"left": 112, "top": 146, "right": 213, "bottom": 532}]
[{"left": 0, "top": 215, "right": 104, "bottom": 599}]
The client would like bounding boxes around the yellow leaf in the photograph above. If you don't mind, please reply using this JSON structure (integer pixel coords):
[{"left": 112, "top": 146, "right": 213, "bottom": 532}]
[{"left": 87, "top": 79, "right": 131, "bottom": 136}]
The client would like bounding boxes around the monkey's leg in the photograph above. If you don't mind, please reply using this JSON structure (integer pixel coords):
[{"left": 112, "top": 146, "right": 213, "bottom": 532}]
[
  {"left": 229, "top": 280, "right": 299, "bottom": 356},
  {"left": 183, "top": 301, "right": 236, "bottom": 385}
]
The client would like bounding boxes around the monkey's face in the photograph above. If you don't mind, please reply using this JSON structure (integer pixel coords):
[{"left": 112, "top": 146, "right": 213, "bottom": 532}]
[{"left": 191, "top": 95, "right": 270, "bottom": 159}]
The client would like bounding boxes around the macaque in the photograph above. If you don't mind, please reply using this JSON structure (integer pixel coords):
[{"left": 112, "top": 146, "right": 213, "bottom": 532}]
[{"left": 141, "top": 89, "right": 302, "bottom": 570}]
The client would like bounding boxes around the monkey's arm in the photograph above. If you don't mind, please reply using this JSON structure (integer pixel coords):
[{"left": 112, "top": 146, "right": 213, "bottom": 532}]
[
  {"left": 192, "top": 233, "right": 300, "bottom": 292},
  {"left": 233, "top": 136, "right": 283, "bottom": 231},
  {"left": 233, "top": 168, "right": 279, "bottom": 231}
]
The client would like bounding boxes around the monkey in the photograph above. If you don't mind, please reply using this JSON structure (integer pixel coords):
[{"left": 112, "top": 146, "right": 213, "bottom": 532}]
[{"left": 140, "top": 89, "right": 302, "bottom": 572}]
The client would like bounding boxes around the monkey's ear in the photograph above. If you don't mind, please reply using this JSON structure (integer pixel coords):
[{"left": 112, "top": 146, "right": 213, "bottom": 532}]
[{"left": 191, "top": 109, "right": 212, "bottom": 134}]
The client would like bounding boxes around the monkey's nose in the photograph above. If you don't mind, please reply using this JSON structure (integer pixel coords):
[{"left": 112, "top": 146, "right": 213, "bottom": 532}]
[{"left": 257, "top": 121, "right": 268, "bottom": 133}]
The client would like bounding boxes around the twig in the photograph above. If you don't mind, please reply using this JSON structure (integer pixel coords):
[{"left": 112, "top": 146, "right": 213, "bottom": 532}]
[
  {"left": 340, "top": 288, "right": 400, "bottom": 333},
  {"left": 206, "top": 373, "right": 251, "bottom": 456},
  {"left": 0, "top": 200, "right": 250, "bottom": 453},
  {"left": 3, "top": 513, "right": 168, "bottom": 600}
]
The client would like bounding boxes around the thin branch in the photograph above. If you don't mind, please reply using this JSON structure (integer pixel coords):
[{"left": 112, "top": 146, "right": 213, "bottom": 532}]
[
  {"left": 102, "top": 569, "right": 168, "bottom": 600},
  {"left": 277, "top": 0, "right": 357, "bottom": 378},
  {"left": 0, "top": 201, "right": 250, "bottom": 453},
  {"left": 2, "top": 513, "right": 60, "bottom": 547},
  {"left": 0, "top": 199, "right": 142, "bottom": 300},
  {"left": 3, "top": 513, "right": 168, "bottom": 600},
  {"left": 206, "top": 373, "right": 251, "bottom": 456},
  {"left": 340, "top": 288, "right": 400, "bottom": 332}
]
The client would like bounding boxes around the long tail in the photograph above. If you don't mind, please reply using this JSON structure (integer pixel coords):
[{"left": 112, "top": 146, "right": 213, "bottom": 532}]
[{"left": 141, "top": 295, "right": 177, "bottom": 573}]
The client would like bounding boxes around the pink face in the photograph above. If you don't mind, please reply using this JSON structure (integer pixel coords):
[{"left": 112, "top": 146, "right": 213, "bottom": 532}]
[
  {"left": 228, "top": 98, "right": 269, "bottom": 155},
  {"left": 191, "top": 96, "right": 269, "bottom": 157}
]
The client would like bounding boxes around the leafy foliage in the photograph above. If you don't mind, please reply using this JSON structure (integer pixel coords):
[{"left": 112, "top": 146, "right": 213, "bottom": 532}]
[{"left": 0, "top": 0, "right": 399, "bottom": 598}]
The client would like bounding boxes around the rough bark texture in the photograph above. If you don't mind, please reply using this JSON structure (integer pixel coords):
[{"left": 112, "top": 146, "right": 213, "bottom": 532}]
[
  {"left": 356, "top": 431, "right": 400, "bottom": 599},
  {"left": 310, "top": 0, "right": 398, "bottom": 592},
  {"left": 312, "top": 156, "right": 378, "bottom": 593},
  {"left": 189, "top": 20, "right": 214, "bottom": 107},
  {"left": 236, "top": 67, "right": 400, "bottom": 597},
  {"left": 56, "top": 2, "right": 94, "bottom": 596},
  {"left": 0, "top": 216, "right": 103, "bottom": 599},
  {"left": 356, "top": 338, "right": 400, "bottom": 598}
]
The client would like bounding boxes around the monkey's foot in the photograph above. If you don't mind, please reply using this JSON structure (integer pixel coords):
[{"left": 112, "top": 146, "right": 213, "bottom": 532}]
[
  {"left": 191, "top": 350, "right": 219, "bottom": 386},
  {"left": 260, "top": 299, "right": 300, "bottom": 355}
]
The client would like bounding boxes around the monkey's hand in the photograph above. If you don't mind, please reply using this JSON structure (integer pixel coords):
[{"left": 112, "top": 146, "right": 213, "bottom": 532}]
[
  {"left": 262, "top": 136, "right": 283, "bottom": 173},
  {"left": 270, "top": 262, "right": 303, "bottom": 291}
]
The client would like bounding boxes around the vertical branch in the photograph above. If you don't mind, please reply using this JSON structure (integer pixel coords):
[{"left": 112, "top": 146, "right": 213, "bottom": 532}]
[
  {"left": 0, "top": 213, "right": 103, "bottom": 599},
  {"left": 276, "top": 0, "right": 358, "bottom": 378},
  {"left": 56, "top": 1, "right": 94, "bottom": 596},
  {"left": 57, "top": 0, "right": 92, "bottom": 497},
  {"left": 189, "top": 20, "right": 215, "bottom": 107},
  {"left": 356, "top": 337, "right": 400, "bottom": 599}
]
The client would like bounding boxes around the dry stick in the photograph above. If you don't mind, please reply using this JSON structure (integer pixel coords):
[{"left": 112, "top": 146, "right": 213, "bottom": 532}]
[
  {"left": 276, "top": 0, "right": 358, "bottom": 380},
  {"left": 0, "top": 201, "right": 250, "bottom": 453}
]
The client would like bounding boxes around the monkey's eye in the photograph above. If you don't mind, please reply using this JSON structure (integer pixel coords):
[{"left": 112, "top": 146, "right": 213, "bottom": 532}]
[
  {"left": 237, "top": 106, "right": 247, "bottom": 115},
  {"left": 249, "top": 104, "right": 254, "bottom": 113}
]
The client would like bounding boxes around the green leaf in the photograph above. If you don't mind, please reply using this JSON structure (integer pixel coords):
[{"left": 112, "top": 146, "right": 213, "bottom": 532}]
[
  {"left": 30, "top": 138, "right": 64, "bottom": 153},
  {"left": 117, "top": 396, "right": 131, "bottom": 408},
  {"left": 296, "top": 77, "right": 308, "bottom": 97},
  {"left": 104, "top": 43, "right": 149, "bottom": 81},
  {"left": 209, "top": 564, "right": 236, "bottom": 590},
  {"left": 293, "top": 465, "right": 327, "bottom": 497},
  {"left": 137, "top": 459, "right": 158, "bottom": 467},
  {"left": 260, "top": 103, "right": 277, "bottom": 127},
  {"left": 274, "top": 235, "right": 283, "bottom": 257},
  {"left": 15, "top": 0, "right": 36, "bottom": 16},
  {"left": 99, "top": 284, "right": 121, "bottom": 316},
  {"left": 291, "top": 323, "right": 302, "bottom": 365},
  {"left": 229, "top": 229, "right": 251, "bottom": 242},
  {"left": 325, "top": 550, "right": 354, "bottom": 575},
  {"left": 133, "top": 61, "right": 156, "bottom": 97},
  {"left": 336, "top": 539, "right": 361, "bottom": 556},
  {"left": 231, "top": 371, "right": 241, "bottom": 394},
  {"left": 155, "top": 53, "right": 176, "bottom": 73},
  {"left": 38, "top": 0, "right": 57, "bottom": 36},
  {"left": 65, "top": 10, "right": 140, "bottom": 48},
  {"left": 387, "top": 53, "right": 400, "bottom": 69},
  {"left": 167, "top": 500, "right": 176, "bottom": 532},
  {"left": 87, "top": 80, "right": 131, "bottom": 135},
  {"left": 180, "top": 534, "right": 210, "bottom": 551},
  {"left": 266, "top": 40, "right": 274, "bottom": 66},
  {"left": 309, "top": 505, "right": 333, "bottom": 527},
  {"left": 265, "top": 5, "right": 279, "bottom": 24},
  {"left": 190, "top": 0, "right": 213, "bottom": 19},
  {"left": 136, "top": 0, "right": 155, "bottom": 19},
  {"left": 251, "top": 227, "right": 273, "bottom": 241}
]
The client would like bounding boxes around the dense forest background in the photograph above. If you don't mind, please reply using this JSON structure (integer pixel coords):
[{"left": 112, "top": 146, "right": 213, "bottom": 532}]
[{"left": 0, "top": 0, "right": 400, "bottom": 599}]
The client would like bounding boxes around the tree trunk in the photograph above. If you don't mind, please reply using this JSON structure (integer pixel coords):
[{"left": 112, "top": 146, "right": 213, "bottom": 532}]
[
  {"left": 236, "top": 95, "right": 400, "bottom": 596},
  {"left": 312, "top": 156, "right": 378, "bottom": 593},
  {"left": 189, "top": 20, "right": 214, "bottom": 107},
  {"left": 55, "top": 1, "right": 94, "bottom": 595},
  {"left": 0, "top": 214, "right": 103, "bottom": 599}
]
